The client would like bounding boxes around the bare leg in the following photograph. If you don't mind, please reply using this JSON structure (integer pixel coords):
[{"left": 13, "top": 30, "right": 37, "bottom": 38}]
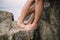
[
  {"left": 24, "top": 0, "right": 44, "bottom": 31},
  {"left": 17, "top": 0, "right": 34, "bottom": 28},
  {"left": 26, "top": 4, "right": 35, "bottom": 16},
  {"left": 24, "top": 5, "right": 35, "bottom": 24},
  {"left": 32, "top": 0, "right": 44, "bottom": 25}
]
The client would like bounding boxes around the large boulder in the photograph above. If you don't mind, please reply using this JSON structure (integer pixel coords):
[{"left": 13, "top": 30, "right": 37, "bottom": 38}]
[{"left": 0, "top": 11, "right": 34, "bottom": 40}]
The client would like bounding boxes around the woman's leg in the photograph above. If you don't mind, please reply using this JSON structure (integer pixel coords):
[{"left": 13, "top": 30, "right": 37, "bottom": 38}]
[
  {"left": 17, "top": 0, "right": 34, "bottom": 28},
  {"left": 24, "top": 0, "right": 44, "bottom": 31},
  {"left": 32, "top": 0, "right": 44, "bottom": 25},
  {"left": 26, "top": 4, "right": 35, "bottom": 16},
  {"left": 18, "top": 1, "right": 34, "bottom": 23},
  {"left": 24, "top": 5, "right": 35, "bottom": 24}
]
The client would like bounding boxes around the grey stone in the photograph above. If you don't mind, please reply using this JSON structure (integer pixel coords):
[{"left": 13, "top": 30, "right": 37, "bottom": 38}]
[
  {"left": 0, "top": 11, "right": 34, "bottom": 40},
  {"left": 0, "top": 11, "right": 14, "bottom": 23},
  {"left": 0, "top": 21, "right": 34, "bottom": 40}
]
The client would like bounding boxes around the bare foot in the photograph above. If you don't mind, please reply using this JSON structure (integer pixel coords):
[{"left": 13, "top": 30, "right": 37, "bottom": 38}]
[
  {"left": 17, "top": 22, "right": 25, "bottom": 28},
  {"left": 24, "top": 24, "right": 37, "bottom": 31}
]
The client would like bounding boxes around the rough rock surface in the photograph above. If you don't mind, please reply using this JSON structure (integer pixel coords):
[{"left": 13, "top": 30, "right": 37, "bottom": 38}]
[
  {"left": 0, "top": 21, "right": 34, "bottom": 40},
  {"left": 0, "top": 11, "right": 14, "bottom": 23},
  {"left": 0, "top": 11, "right": 34, "bottom": 40}
]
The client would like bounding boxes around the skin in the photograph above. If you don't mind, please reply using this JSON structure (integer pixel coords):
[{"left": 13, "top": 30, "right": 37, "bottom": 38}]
[
  {"left": 17, "top": 0, "right": 44, "bottom": 31},
  {"left": 33, "top": 0, "right": 44, "bottom": 25},
  {"left": 24, "top": 13, "right": 35, "bottom": 24},
  {"left": 17, "top": 0, "right": 35, "bottom": 28},
  {"left": 24, "top": 4, "right": 35, "bottom": 24}
]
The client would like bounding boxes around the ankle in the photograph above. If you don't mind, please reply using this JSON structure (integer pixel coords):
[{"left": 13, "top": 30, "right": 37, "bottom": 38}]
[{"left": 18, "top": 20, "right": 23, "bottom": 24}]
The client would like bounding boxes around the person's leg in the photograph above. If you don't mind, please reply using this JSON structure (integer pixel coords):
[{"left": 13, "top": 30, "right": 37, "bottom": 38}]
[
  {"left": 32, "top": 0, "right": 44, "bottom": 25},
  {"left": 17, "top": 0, "right": 34, "bottom": 28},
  {"left": 24, "top": 5, "right": 35, "bottom": 24},
  {"left": 26, "top": 4, "right": 35, "bottom": 16},
  {"left": 24, "top": 0, "right": 44, "bottom": 31}
]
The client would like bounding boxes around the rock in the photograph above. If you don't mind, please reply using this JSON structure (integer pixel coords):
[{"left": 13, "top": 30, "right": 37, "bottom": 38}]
[
  {"left": 0, "top": 21, "right": 34, "bottom": 40},
  {"left": 37, "top": 1, "right": 60, "bottom": 40},
  {"left": 33, "top": 1, "right": 60, "bottom": 40},
  {"left": 0, "top": 11, "right": 34, "bottom": 40},
  {"left": 0, "top": 11, "right": 14, "bottom": 23}
]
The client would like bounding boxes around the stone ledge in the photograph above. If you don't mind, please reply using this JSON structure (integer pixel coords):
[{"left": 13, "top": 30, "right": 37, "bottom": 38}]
[{"left": 0, "top": 21, "right": 34, "bottom": 40}]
